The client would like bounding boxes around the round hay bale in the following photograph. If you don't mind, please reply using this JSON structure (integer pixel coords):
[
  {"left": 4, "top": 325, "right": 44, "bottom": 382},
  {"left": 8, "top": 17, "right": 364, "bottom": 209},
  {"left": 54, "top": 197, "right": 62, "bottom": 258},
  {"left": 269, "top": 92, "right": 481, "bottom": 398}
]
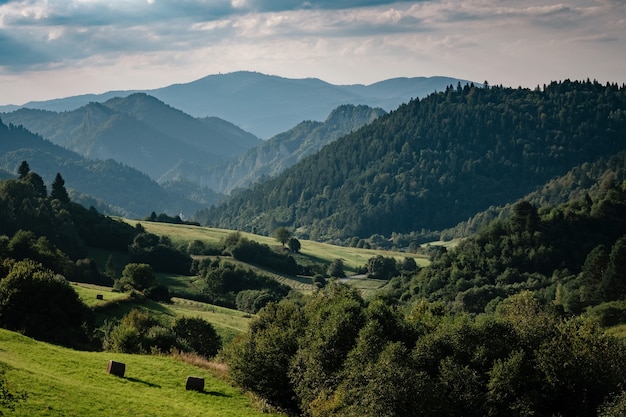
[
  {"left": 185, "top": 376, "right": 204, "bottom": 392},
  {"left": 107, "top": 360, "right": 126, "bottom": 377},
  {"left": 96, "top": 294, "right": 103, "bottom": 300}
]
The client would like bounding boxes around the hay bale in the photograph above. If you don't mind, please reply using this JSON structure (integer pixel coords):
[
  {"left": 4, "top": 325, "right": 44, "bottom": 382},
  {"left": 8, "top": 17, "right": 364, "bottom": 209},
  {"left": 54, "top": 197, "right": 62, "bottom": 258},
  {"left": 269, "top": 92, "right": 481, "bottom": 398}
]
[
  {"left": 107, "top": 360, "right": 125, "bottom": 377},
  {"left": 96, "top": 294, "right": 103, "bottom": 300},
  {"left": 185, "top": 376, "right": 204, "bottom": 392}
]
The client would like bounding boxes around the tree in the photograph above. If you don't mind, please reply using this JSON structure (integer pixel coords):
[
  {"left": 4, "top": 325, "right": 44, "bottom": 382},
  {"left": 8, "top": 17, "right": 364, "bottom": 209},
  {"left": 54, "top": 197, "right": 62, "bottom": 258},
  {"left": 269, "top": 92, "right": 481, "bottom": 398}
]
[
  {"left": 288, "top": 237, "right": 301, "bottom": 253},
  {"left": 50, "top": 173, "right": 69, "bottom": 203},
  {"left": 17, "top": 161, "right": 29, "bottom": 179},
  {"left": 104, "top": 254, "right": 116, "bottom": 280},
  {"left": 172, "top": 317, "right": 222, "bottom": 358},
  {"left": 225, "top": 300, "right": 307, "bottom": 412},
  {"left": 0, "top": 259, "right": 91, "bottom": 347},
  {"left": 22, "top": 172, "right": 47, "bottom": 199},
  {"left": 327, "top": 258, "right": 346, "bottom": 278},
  {"left": 273, "top": 227, "right": 291, "bottom": 246},
  {"left": 118, "top": 263, "right": 156, "bottom": 292}
]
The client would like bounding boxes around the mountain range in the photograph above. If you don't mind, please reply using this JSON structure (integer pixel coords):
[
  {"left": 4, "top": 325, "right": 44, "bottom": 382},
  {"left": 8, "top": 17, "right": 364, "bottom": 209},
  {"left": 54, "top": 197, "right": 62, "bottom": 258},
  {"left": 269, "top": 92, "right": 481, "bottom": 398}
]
[
  {"left": 0, "top": 71, "right": 474, "bottom": 138},
  {"left": 0, "top": 94, "right": 261, "bottom": 180},
  {"left": 0, "top": 121, "right": 205, "bottom": 217}
]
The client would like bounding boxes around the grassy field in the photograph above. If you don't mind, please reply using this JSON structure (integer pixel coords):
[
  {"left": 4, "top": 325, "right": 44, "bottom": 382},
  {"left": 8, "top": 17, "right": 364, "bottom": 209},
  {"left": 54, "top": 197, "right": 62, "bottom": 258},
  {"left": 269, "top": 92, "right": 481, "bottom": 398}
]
[
  {"left": 72, "top": 283, "right": 251, "bottom": 345},
  {"left": 123, "top": 219, "right": 430, "bottom": 275},
  {"left": 0, "top": 329, "right": 280, "bottom": 417}
]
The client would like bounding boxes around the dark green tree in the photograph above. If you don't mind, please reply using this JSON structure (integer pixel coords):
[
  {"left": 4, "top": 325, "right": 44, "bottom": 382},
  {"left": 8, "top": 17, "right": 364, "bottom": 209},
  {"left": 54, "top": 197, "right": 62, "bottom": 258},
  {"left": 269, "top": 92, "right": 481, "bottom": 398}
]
[
  {"left": 172, "top": 316, "right": 222, "bottom": 358},
  {"left": 23, "top": 172, "right": 47, "bottom": 198},
  {"left": 288, "top": 237, "right": 301, "bottom": 253},
  {"left": 50, "top": 173, "right": 69, "bottom": 203},
  {"left": 117, "top": 263, "right": 156, "bottom": 292},
  {"left": 225, "top": 300, "right": 306, "bottom": 412},
  {"left": 0, "top": 259, "right": 91, "bottom": 347},
  {"left": 289, "top": 283, "right": 365, "bottom": 412},
  {"left": 17, "top": 161, "right": 29, "bottom": 179},
  {"left": 601, "top": 236, "right": 626, "bottom": 301},
  {"left": 327, "top": 258, "right": 346, "bottom": 278}
]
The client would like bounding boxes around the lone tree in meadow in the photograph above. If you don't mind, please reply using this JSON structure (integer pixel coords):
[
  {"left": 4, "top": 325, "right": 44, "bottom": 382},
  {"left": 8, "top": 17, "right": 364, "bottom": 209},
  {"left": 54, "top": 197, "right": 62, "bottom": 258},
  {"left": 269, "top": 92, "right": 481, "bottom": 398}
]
[
  {"left": 274, "top": 227, "right": 292, "bottom": 247},
  {"left": 117, "top": 263, "right": 156, "bottom": 292}
]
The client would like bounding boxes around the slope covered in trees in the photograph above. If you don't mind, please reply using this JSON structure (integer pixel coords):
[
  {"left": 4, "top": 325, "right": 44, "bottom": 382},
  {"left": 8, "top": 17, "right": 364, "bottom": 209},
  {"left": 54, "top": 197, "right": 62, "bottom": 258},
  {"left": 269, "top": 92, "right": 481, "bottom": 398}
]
[
  {"left": 0, "top": 94, "right": 261, "bottom": 181},
  {"left": 199, "top": 80, "right": 626, "bottom": 241},
  {"left": 160, "top": 104, "right": 387, "bottom": 194},
  {"left": 0, "top": 119, "right": 206, "bottom": 217}
]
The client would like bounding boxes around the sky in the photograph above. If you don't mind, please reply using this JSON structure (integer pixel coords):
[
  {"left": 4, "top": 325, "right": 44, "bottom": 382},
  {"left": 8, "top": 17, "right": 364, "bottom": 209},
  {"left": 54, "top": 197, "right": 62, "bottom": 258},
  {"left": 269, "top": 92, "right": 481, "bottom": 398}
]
[{"left": 0, "top": 0, "right": 625, "bottom": 105}]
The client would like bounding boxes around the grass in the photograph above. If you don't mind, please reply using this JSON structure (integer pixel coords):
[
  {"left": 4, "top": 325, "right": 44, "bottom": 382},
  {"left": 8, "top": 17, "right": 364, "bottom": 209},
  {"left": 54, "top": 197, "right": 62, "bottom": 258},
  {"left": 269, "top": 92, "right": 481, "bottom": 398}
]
[
  {"left": 72, "top": 283, "right": 251, "bottom": 345},
  {"left": 0, "top": 329, "right": 281, "bottom": 417},
  {"left": 123, "top": 219, "right": 430, "bottom": 276}
]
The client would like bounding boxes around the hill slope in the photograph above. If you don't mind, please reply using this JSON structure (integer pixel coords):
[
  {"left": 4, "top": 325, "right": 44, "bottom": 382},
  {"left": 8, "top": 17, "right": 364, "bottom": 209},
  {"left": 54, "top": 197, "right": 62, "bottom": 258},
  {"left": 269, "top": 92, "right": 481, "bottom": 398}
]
[
  {"left": 198, "top": 80, "right": 626, "bottom": 240},
  {"left": 0, "top": 120, "right": 207, "bottom": 218},
  {"left": 160, "top": 104, "right": 387, "bottom": 193},
  {"left": 1, "top": 94, "right": 261, "bottom": 181},
  {"left": 9, "top": 71, "right": 474, "bottom": 138},
  {"left": 0, "top": 329, "right": 281, "bottom": 417}
]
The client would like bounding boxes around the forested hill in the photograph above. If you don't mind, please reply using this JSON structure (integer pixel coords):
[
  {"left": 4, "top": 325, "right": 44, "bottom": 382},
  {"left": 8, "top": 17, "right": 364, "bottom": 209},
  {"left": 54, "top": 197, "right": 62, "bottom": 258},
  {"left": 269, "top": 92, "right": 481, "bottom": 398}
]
[
  {"left": 160, "top": 104, "right": 387, "bottom": 194},
  {"left": 0, "top": 120, "right": 204, "bottom": 217},
  {"left": 198, "top": 80, "right": 626, "bottom": 241}
]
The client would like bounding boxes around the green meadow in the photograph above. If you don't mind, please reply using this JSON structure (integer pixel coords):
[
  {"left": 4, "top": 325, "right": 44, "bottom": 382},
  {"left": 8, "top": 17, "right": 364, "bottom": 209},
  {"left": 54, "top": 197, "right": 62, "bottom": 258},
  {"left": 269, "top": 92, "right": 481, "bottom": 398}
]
[
  {"left": 72, "top": 283, "right": 251, "bottom": 345},
  {"left": 0, "top": 329, "right": 280, "bottom": 417},
  {"left": 123, "top": 218, "right": 430, "bottom": 275}
]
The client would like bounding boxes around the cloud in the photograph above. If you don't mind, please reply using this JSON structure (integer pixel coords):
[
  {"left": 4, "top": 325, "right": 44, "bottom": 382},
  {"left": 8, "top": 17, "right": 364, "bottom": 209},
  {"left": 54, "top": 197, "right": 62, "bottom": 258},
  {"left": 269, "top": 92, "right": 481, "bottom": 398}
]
[{"left": 0, "top": 0, "right": 624, "bottom": 104}]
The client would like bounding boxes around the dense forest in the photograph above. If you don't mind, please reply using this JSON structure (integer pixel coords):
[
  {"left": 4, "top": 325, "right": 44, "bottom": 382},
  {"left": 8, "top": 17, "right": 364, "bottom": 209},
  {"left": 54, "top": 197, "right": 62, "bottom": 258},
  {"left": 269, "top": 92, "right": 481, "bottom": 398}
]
[
  {"left": 224, "top": 173, "right": 626, "bottom": 417},
  {"left": 198, "top": 80, "right": 626, "bottom": 243}
]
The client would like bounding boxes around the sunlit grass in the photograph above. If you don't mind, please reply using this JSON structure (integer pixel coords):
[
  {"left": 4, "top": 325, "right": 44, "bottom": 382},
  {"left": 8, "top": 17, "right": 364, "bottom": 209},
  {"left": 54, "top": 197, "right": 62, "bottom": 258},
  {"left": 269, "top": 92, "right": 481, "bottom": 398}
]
[
  {"left": 72, "top": 283, "right": 250, "bottom": 345},
  {"left": 0, "top": 329, "right": 281, "bottom": 417},
  {"left": 121, "top": 219, "right": 430, "bottom": 276}
]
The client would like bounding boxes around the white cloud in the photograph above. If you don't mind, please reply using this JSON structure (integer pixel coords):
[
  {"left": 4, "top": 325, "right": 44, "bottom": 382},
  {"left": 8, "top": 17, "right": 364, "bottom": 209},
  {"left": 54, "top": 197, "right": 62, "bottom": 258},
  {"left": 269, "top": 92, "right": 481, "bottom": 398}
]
[{"left": 0, "top": 0, "right": 624, "bottom": 105}]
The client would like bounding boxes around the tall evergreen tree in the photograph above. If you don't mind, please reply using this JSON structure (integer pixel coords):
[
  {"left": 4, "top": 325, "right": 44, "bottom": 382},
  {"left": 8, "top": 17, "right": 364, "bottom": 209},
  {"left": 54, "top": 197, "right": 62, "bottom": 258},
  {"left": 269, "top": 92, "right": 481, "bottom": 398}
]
[
  {"left": 17, "top": 160, "right": 29, "bottom": 179},
  {"left": 50, "top": 173, "right": 70, "bottom": 203}
]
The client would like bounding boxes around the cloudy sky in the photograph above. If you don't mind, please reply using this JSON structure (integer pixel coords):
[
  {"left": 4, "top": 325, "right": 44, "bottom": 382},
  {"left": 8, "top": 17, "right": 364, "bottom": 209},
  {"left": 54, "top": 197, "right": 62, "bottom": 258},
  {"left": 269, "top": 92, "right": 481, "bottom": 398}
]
[{"left": 0, "top": 0, "right": 624, "bottom": 105}]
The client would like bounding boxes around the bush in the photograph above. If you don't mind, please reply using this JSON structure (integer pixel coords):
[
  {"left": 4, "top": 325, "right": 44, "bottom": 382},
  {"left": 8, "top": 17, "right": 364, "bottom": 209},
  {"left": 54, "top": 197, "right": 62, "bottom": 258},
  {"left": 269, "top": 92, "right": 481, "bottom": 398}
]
[
  {"left": 172, "top": 317, "right": 222, "bottom": 358},
  {"left": 0, "top": 259, "right": 91, "bottom": 348}
]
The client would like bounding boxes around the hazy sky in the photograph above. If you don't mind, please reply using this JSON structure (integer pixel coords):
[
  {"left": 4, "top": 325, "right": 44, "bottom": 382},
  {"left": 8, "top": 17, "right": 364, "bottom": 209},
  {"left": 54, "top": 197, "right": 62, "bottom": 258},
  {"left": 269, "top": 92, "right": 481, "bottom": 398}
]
[{"left": 0, "top": 0, "right": 624, "bottom": 105}]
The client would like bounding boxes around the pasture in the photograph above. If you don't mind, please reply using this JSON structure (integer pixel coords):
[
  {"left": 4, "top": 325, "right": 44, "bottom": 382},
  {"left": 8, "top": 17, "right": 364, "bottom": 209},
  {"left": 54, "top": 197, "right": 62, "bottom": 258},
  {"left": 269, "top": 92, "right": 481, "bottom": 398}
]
[
  {"left": 123, "top": 219, "right": 430, "bottom": 275},
  {"left": 0, "top": 329, "right": 280, "bottom": 417}
]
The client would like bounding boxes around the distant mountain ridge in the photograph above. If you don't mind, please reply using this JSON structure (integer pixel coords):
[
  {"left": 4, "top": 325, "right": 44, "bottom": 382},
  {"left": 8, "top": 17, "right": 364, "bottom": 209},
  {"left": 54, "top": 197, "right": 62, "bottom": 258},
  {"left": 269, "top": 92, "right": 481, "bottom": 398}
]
[
  {"left": 0, "top": 71, "right": 475, "bottom": 138},
  {"left": 1, "top": 94, "right": 261, "bottom": 180},
  {"left": 0, "top": 119, "right": 210, "bottom": 218}
]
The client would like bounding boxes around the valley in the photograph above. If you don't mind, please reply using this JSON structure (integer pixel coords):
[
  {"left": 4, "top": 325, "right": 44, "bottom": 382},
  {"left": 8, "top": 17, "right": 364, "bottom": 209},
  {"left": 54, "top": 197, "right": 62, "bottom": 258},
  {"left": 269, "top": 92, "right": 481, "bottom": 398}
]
[{"left": 1, "top": 75, "right": 626, "bottom": 416}]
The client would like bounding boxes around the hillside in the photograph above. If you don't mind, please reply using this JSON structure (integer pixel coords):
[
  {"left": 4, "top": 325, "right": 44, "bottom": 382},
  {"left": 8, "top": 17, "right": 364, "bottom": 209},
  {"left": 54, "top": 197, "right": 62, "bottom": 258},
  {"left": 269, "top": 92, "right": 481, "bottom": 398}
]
[
  {"left": 160, "top": 104, "right": 387, "bottom": 193},
  {"left": 439, "top": 150, "right": 626, "bottom": 241},
  {"left": 1, "top": 94, "right": 261, "bottom": 181},
  {"left": 0, "top": 120, "right": 207, "bottom": 218},
  {"left": 197, "top": 80, "right": 626, "bottom": 241},
  {"left": 0, "top": 329, "right": 281, "bottom": 417},
  {"left": 7, "top": 71, "right": 474, "bottom": 138}
]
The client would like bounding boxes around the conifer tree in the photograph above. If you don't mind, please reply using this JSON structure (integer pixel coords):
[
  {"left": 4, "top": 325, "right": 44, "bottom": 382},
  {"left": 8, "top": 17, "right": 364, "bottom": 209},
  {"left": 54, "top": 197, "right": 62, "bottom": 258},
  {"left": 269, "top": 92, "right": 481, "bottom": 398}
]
[
  {"left": 17, "top": 160, "right": 29, "bottom": 179},
  {"left": 50, "top": 173, "right": 70, "bottom": 203}
]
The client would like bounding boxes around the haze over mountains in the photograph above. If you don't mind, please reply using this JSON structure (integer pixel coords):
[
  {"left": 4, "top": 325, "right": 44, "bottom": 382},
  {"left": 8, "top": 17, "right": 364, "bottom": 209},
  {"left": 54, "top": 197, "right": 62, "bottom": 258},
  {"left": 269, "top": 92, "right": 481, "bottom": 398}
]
[
  {"left": 0, "top": 71, "right": 473, "bottom": 138},
  {"left": 3, "top": 73, "right": 624, "bottom": 247}
]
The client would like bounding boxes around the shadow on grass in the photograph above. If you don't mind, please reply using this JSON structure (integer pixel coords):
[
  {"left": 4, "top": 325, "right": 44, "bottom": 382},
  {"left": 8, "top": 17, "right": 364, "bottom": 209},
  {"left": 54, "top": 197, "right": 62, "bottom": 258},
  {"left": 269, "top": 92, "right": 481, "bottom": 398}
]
[
  {"left": 124, "top": 376, "right": 161, "bottom": 388},
  {"left": 194, "top": 390, "right": 230, "bottom": 397}
]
